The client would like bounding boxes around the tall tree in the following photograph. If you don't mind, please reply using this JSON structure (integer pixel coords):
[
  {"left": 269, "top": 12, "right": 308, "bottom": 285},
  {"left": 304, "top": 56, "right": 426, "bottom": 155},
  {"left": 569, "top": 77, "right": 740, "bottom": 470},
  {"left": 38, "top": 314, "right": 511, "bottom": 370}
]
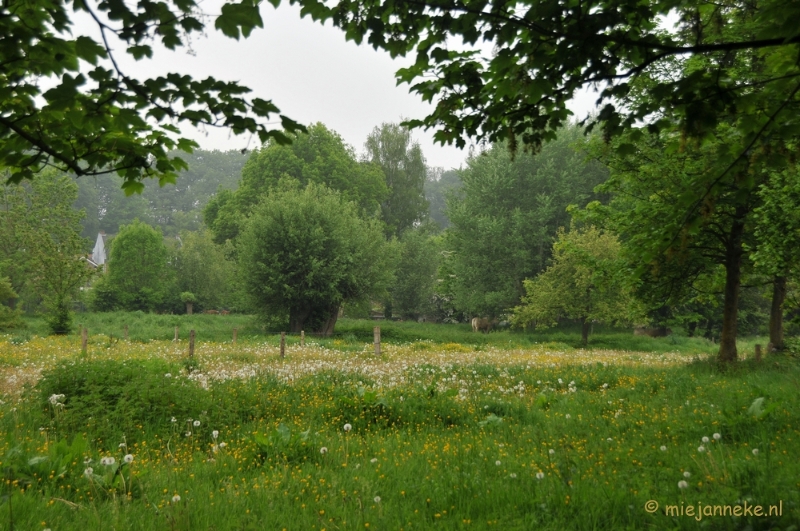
[
  {"left": 583, "top": 124, "right": 768, "bottom": 361},
  {"left": 0, "top": 170, "right": 94, "bottom": 332},
  {"left": 751, "top": 167, "right": 800, "bottom": 352},
  {"left": 238, "top": 183, "right": 395, "bottom": 336},
  {"left": 1, "top": 0, "right": 303, "bottom": 189},
  {"left": 445, "top": 124, "right": 608, "bottom": 317},
  {"left": 364, "top": 123, "right": 429, "bottom": 236},
  {"left": 205, "top": 124, "right": 388, "bottom": 244}
]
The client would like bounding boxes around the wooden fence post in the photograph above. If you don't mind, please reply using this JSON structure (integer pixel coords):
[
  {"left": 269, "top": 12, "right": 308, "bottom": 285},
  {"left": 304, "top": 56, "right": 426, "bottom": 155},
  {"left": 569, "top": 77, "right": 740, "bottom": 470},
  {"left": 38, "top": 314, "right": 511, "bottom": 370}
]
[
  {"left": 755, "top": 344, "right": 762, "bottom": 362},
  {"left": 374, "top": 326, "right": 381, "bottom": 356},
  {"left": 280, "top": 332, "right": 286, "bottom": 359},
  {"left": 300, "top": 330, "right": 305, "bottom": 347},
  {"left": 81, "top": 327, "right": 88, "bottom": 354},
  {"left": 233, "top": 328, "right": 238, "bottom": 345},
  {"left": 189, "top": 329, "right": 195, "bottom": 358},
  {"left": 174, "top": 326, "right": 179, "bottom": 342},
  {"left": 124, "top": 324, "right": 129, "bottom": 341}
]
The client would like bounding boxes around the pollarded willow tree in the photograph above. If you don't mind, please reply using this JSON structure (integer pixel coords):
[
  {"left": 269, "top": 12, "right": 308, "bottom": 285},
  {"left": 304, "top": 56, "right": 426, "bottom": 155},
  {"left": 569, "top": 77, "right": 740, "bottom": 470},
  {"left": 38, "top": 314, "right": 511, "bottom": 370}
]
[
  {"left": 238, "top": 182, "right": 396, "bottom": 336},
  {"left": 512, "top": 226, "right": 642, "bottom": 346}
]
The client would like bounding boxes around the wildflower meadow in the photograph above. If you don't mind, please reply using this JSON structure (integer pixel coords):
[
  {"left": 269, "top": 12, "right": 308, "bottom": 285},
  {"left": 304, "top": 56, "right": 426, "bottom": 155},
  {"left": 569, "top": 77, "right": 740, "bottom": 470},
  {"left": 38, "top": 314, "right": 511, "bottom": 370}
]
[{"left": 0, "top": 318, "right": 798, "bottom": 530}]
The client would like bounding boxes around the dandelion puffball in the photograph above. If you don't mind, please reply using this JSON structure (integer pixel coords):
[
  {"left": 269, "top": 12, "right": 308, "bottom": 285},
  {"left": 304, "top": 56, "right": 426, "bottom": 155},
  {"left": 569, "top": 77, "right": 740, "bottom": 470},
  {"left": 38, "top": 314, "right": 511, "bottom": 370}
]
[
  {"left": 83, "top": 467, "right": 93, "bottom": 477},
  {"left": 495, "top": 460, "right": 501, "bottom": 466},
  {"left": 660, "top": 446, "right": 667, "bottom": 452},
  {"left": 678, "top": 480, "right": 688, "bottom": 489},
  {"left": 212, "top": 430, "right": 219, "bottom": 440},
  {"left": 320, "top": 447, "right": 328, "bottom": 454},
  {"left": 702, "top": 436, "right": 709, "bottom": 443},
  {"left": 683, "top": 471, "right": 691, "bottom": 478},
  {"left": 752, "top": 448, "right": 759, "bottom": 456},
  {"left": 172, "top": 495, "right": 181, "bottom": 503},
  {"left": 343, "top": 423, "right": 352, "bottom": 432},
  {"left": 698, "top": 446, "right": 706, "bottom": 453},
  {"left": 374, "top": 496, "right": 381, "bottom": 503},
  {"left": 371, "top": 458, "right": 378, "bottom": 463},
  {"left": 124, "top": 454, "right": 134, "bottom": 464},
  {"left": 193, "top": 420, "right": 201, "bottom": 427},
  {"left": 548, "top": 449, "right": 555, "bottom": 455},
  {"left": 713, "top": 433, "right": 721, "bottom": 440},
  {"left": 536, "top": 472, "right": 545, "bottom": 480}
]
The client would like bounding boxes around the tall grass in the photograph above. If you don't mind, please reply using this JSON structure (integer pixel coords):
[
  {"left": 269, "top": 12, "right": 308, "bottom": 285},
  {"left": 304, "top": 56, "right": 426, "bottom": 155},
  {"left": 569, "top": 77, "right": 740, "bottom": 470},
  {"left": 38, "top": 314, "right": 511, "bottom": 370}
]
[{"left": 0, "top": 336, "right": 796, "bottom": 530}]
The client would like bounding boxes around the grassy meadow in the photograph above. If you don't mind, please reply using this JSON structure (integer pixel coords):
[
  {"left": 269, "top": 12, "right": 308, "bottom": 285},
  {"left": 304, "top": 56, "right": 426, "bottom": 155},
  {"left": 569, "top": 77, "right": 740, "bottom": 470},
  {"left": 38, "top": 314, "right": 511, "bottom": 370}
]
[{"left": 0, "top": 314, "right": 798, "bottom": 530}]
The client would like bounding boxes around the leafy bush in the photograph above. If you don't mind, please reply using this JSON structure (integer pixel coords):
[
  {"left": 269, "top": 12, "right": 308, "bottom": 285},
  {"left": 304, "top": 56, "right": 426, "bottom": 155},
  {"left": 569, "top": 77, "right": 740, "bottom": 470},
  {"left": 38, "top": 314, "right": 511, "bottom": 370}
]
[{"left": 34, "top": 359, "right": 212, "bottom": 445}]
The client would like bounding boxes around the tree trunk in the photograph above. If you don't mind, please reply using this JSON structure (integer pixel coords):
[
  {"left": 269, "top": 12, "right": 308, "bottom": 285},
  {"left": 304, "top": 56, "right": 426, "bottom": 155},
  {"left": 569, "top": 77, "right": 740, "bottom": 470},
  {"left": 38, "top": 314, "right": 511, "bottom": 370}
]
[
  {"left": 718, "top": 215, "right": 746, "bottom": 363},
  {"left": 289, "top": 307, "right": 311, "bottom": 333},
  {"left": 769, "top": 275, "right": 787, "bottom": 352},
  {"left": 317, "top": 305, "right": 340, "bottom": 338},
  {"left": 186, "top": 302, "right": 193, "bottom": 315},
  {"left": 581, "top": 317, "right": 590, "bottom": 346}
]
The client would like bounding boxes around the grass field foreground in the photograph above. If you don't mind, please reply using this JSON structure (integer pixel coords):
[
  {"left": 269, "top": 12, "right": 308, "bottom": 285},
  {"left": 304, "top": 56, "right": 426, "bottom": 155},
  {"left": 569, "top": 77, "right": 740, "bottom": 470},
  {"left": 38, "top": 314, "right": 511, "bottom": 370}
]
[{"left": 0, "top": 327, "right": 797, "bottom": 530}]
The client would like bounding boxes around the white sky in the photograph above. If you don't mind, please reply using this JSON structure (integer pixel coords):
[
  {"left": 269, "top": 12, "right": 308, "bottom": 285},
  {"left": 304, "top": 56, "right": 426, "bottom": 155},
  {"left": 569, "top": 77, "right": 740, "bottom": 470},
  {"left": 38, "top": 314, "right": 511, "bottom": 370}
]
[{"left": 79, "top": 2, "right": 600, "bottom": 171}]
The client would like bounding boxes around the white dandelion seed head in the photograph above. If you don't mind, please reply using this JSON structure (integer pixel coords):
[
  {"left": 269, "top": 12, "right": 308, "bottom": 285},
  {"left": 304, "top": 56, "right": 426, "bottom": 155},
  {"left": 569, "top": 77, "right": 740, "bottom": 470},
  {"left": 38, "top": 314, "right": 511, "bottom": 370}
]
[
  {"left": 602, "top": 383, "right": 608, "bottom": 389},
  {"left": 536, "top": 472, "right": 545, "bottom": 480},
  {"left": 371, "top": 458, "right": 378, "bottom": 463},
  {"left": 713, "top": 433, "right": 721, "bottom": 441},
  {"left": 343, "top": 423, "right": 352, "bottom": 432},
  {"left": 698, "top": 446, "right": 706, "bottom": 453},
  {"left": 124, "top": 454, "right": 134, "bottom": 464},
  {"left": 212, "top": 430, "right": 219, "bottom": 440},
  {"left": 171, "top": 417, "right": 177, "bottom": 423},
  {"left": 185, "top": 432, "right": 192, "bottom": 437},
  {"left": 607, "top": 438, "right": 613, "bottom": 442},
  {"left": 164, "top": 373, "right": 172, "bottom": 378},
  {"left": 509, "top": 473, "right": 517, "bottom": 478},
  {"left": 374, "top": 496, "right": 381, "bottom": 503},
  {"left": 320, "top": 447, "right": 328, "bottom": 455},
  {"left": 549, "top": 449, "right": 555, "bottom": 455},
  {"left": 219, "top": 442, "right": 226, "bottom": 448},
  {"left": 495, "top": 460, "right": 501, "bottom": 466},
  {"left": 660, "top": 446, "right": 667, "bottom": 452},
  {"left": 193, "top": 420, "right": 201, "bottom": 427},
  {"left": 118, "top": 442, "right": 127, "bottom": 449},
  {"left": 683, "top": 471, "right": 691, "bottom": 478},
  {"left": 678, "top": 480, "right": 688, "bottom": 489},
  {"left": 752, "top": 448, "right": 759, "bottom": 456},
  {"left": 702, "top": 436, "right": 709, "bottom": 443},
  {"left": 565, "top": 414, "right": 571, "bottom": 419},
  {"left": 83, "top": 467, "right": 93, "bottom": 477},
  {"left": 100, "top": 457, "right": 115, "bottom": 466},
  {"left": 172, "top": 494, "right": 181, "bottom": 503}
]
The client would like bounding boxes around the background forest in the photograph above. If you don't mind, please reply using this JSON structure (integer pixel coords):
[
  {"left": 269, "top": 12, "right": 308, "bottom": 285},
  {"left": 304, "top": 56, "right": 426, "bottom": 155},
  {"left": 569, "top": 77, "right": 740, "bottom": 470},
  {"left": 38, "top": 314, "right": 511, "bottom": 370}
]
[{"left": 2, "top": 120, "right": 798, "bottom": 358}]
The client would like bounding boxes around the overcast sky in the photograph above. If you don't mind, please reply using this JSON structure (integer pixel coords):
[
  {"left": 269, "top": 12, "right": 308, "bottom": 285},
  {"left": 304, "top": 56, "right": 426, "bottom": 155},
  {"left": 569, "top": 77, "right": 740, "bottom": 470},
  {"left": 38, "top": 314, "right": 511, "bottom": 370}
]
[{"left": 85, "top": 2, "right": 600, "bottom": 171}]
